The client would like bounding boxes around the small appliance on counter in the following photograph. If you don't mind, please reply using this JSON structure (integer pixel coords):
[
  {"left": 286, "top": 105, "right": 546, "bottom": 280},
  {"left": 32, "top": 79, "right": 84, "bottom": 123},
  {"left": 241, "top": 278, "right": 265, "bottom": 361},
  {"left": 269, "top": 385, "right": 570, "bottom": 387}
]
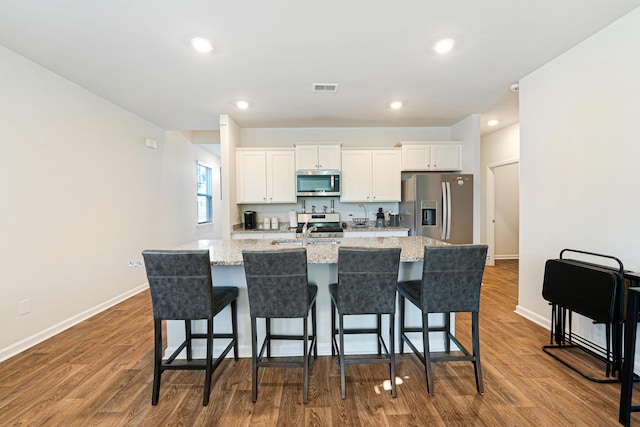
[
  {"left": 244, "top": 211, "right": 257, "bottom": 229},
  {"left": 375, "top": 208, "right": 386, "bottom": 228},
  {"left": 388, "top": 212, "right": 400, "bottom": 227}
]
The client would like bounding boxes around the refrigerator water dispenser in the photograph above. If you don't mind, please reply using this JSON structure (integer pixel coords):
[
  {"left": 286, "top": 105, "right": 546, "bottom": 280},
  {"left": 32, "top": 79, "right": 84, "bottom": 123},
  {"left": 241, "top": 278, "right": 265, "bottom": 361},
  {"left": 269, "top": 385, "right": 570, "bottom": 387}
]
[{"left": 421, "top": 201, "right": 437, "bottom": 226}]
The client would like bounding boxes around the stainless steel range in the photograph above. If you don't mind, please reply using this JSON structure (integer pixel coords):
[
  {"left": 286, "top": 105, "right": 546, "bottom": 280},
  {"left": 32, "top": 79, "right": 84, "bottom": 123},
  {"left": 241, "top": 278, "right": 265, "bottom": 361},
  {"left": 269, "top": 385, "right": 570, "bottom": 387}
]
[{"left": 296, "top": 213, "right": 343, "bottom": 238}]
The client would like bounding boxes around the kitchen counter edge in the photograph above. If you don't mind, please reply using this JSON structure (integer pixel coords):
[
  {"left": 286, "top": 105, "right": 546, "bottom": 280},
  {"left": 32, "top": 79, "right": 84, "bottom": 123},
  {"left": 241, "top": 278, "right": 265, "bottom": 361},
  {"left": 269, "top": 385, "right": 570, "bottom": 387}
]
[{"left": 173, "top": 236, "right": 448, "bottom": 266}]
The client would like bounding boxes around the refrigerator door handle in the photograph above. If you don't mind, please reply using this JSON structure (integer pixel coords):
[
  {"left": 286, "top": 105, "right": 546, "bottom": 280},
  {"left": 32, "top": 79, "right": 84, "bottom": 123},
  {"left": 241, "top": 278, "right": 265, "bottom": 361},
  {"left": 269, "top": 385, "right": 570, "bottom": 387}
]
[
  {"left": 446, "top": 181, "right": 452, "bottom": 240},
  {"left": 441, "top": 182, "right": 448, "bottom": 240}
]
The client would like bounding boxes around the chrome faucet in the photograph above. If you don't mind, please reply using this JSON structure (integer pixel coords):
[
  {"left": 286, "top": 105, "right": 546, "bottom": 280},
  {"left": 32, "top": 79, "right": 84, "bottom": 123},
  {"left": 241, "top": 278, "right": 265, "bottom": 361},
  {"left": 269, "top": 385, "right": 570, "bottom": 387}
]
[
  {"left": 358, "top": 203, "right": 368, "bottom": 220},
  {"left": 301, "top": 221, "right": 317, "bottom": 246}
]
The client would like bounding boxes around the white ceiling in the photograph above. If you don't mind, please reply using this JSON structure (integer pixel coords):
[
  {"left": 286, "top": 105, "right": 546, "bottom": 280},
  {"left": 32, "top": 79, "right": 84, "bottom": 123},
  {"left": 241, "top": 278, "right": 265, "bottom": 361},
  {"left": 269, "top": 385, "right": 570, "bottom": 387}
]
[{"left": 1, "top": 1, "right": 638, "bottom": 135}]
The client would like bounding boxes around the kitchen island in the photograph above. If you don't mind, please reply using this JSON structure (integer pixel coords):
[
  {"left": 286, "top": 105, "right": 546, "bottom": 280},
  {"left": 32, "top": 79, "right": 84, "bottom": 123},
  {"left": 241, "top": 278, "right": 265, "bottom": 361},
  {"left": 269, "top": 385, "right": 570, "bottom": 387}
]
[{"left": 165, "top": 236, "right": 450, "bottom": 359}]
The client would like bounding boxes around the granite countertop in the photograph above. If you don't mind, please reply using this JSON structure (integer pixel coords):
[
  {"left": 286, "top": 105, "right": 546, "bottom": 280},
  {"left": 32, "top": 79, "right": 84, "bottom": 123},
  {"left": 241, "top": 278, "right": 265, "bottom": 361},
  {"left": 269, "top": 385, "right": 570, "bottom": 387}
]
[
  {"left": 175, "top": 236, "right": 448, "bottom": 266},
  {"left": 231, "top": 223, "right": 409, "bottom": 234}
]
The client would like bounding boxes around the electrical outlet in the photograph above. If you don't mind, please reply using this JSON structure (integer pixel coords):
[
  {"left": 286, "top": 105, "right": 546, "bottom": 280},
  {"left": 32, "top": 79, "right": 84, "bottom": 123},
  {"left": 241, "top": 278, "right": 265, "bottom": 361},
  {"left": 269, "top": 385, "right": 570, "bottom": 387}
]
[
  {"left": 127, "top": 261, "right": 144, "bottom": 267},
  {"left": 19, "top": 299, "right": 30, "bottom": 315}
]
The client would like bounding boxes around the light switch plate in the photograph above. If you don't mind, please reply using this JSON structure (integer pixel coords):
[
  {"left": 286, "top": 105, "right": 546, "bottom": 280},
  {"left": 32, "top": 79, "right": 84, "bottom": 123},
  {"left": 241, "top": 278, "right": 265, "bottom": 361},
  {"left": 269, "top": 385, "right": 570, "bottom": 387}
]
[
  {"left": 19, "top": 299, "right": 30, "bottom": 315},
  {"left": 145, "top": 138, "right": 158, "bottom": 149}
]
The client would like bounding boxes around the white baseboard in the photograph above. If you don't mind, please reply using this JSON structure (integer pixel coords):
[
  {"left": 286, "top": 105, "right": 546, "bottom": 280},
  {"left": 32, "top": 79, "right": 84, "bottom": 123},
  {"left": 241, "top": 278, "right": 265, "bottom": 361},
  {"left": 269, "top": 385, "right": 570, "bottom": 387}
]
[
  {"left": 514, "top": 305, "right": 550, "bottom": 330},
  {"left": 0, "top": 283, "right": 149, "bottom": 363},
  {"left": 495, "top": 254, "right": 519, "bottom": 260}
]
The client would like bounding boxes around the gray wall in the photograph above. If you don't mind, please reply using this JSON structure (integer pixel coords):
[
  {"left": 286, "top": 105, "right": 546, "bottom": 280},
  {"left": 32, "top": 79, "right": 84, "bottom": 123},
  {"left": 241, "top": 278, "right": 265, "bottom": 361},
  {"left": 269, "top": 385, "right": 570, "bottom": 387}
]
[
  {"left": 517, "top": 8, "right": 640, "bottom": 367},
  {"left": 0, "top": 46, "right": 215, "bottom": 360}
]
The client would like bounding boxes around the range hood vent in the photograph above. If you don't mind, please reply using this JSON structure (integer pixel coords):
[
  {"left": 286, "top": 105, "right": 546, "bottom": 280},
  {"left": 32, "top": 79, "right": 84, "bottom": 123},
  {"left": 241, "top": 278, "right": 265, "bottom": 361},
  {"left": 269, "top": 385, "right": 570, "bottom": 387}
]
[{"left": 312, "top": 83, "right": 339, "bottom": 93}]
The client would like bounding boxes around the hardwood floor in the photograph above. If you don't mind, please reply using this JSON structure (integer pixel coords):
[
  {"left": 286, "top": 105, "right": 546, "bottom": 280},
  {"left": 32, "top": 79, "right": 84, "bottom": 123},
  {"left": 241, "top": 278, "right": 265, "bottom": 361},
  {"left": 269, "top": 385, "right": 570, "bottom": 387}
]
[{"left": 1, "top": 260, "right": 638, "bottom": 426}]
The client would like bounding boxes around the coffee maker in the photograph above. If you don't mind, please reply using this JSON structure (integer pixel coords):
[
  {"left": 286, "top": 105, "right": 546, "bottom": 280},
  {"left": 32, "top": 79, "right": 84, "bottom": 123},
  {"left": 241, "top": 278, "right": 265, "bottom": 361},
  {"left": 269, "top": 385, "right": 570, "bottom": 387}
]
[
  {"left": 376, "top": 208, "right": 385, "bottom": 228},
  {"left": 244, "top": 211, "right": 257, "bottom": 229}
]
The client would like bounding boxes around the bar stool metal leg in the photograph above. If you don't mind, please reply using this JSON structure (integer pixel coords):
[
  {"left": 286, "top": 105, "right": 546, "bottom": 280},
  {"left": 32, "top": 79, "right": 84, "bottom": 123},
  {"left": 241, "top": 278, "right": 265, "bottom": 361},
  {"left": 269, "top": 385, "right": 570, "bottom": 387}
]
[
  {"left": 619, "top": 287, "right": 640, "bottom": 426},
  {"left": 472, "top": 312, "right": 484, "bottom": 395},
  {"left": 389, "top": 314, "right": 396, "bottom": 398}
]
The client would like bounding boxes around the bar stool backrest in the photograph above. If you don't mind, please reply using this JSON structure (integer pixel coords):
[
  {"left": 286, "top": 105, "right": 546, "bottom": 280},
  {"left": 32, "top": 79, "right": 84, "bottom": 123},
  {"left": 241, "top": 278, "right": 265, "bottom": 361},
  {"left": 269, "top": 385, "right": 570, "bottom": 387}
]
[
  {"left": 421, "top": 245, "right": 488, "bottom": 314},
  {"left": 243, "top": 248, "right": 310, "bottom": 318},
  {"left": 336, "top": 247, "right": 401, "bottom": 315},
  {"left": 142, "top": 250, "right": 214, "bottom": 320}
]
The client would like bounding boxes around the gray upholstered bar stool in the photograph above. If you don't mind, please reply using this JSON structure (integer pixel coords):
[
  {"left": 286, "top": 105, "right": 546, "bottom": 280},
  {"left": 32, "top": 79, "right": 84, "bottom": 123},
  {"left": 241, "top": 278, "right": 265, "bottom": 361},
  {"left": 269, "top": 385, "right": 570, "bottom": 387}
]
[
  {"left": 242, "top": 248, "right": 318, "bottom": 403},
  {"left": 141, "top": 249, "right": 239, "bottom": 406},
  {"left": 329, "top": 247, "right": 401, "bottom": 399},
  {"left": 398, "top": 245, "right": 488, "bottom": 396}
]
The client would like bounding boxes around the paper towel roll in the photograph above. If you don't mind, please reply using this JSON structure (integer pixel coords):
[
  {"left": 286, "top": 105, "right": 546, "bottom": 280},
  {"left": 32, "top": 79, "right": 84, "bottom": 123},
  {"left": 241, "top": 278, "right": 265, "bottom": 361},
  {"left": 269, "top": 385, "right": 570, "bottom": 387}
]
[{"left": 289, "top": 210, "right": 298, "bottom": 228}]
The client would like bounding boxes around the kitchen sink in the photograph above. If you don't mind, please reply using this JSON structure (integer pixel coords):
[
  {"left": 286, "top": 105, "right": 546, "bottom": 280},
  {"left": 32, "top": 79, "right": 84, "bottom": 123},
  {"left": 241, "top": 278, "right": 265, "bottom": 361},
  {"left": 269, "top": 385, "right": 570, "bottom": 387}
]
[
  {"left": 270, "top": 239, "right": 340, "bottom": 245},
  {"left": 270, "top": 239, "right": 301, "bottom": 245},
  {"left": 308, "top": 239, "right": 341, "bottom": 245}
]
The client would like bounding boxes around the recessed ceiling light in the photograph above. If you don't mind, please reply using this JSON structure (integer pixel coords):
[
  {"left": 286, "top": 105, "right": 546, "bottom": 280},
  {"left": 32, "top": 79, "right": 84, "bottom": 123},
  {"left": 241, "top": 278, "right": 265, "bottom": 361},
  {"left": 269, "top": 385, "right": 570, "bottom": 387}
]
[
  {"left": 191, "top": 37, "right": 213, "bottom": 53},
  {"left": 433, "top": 38, "right": 455, "bottom": 54},
  {"left": 390, "top": 101, "right": 402, "bottom": 110},
  {"left": 236, "top": 101, "right": 249, "bottom": 110},
  {"left": 487, "top": 119, "right": 499, "bottom": 126}
]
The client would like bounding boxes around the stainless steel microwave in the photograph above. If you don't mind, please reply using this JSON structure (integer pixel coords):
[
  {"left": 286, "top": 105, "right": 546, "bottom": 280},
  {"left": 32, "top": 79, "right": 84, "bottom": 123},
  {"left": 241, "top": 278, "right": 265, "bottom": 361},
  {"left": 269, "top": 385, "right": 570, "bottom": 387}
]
[{"left": 296, "top": 170, "right": 341, "bottom": 196}]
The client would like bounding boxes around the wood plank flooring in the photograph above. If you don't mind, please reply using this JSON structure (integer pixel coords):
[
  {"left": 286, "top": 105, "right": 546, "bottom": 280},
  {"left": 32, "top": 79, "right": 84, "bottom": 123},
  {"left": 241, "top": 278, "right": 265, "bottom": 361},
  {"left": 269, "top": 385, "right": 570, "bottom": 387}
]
[{"left": 1, "top": 260, "right": 639, "bottom": 426}]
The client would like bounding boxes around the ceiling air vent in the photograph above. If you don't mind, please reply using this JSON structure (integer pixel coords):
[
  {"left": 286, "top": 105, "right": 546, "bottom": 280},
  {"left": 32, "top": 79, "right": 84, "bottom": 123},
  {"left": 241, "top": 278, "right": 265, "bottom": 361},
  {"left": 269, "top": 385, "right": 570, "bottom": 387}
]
[{"left": 312, "top": 83, "right": 339, "bottom": 93}]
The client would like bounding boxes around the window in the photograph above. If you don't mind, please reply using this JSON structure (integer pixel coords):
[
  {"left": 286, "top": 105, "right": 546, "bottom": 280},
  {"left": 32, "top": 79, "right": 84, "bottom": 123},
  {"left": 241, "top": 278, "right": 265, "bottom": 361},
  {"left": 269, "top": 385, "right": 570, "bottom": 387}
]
[{"left": 197, "top": 162, "right": 213, "bottom": 224}]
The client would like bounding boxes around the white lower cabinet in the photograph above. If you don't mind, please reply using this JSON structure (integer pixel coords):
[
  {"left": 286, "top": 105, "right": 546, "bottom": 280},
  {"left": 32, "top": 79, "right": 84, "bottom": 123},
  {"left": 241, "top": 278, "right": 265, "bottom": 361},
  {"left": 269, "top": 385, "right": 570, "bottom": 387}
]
[
  {"left": 372, "top": 230, "right": 409, "bottom": 237},
  {"left": 343, "top": 230, "right": 376, "bottom": 238}
]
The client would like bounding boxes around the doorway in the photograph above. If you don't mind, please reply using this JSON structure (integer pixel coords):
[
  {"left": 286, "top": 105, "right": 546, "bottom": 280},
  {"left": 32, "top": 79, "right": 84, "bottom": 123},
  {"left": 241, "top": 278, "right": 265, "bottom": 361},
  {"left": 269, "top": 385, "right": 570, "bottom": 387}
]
[{"left": 486, "top": 159, "right": 520, "bottom": 266}]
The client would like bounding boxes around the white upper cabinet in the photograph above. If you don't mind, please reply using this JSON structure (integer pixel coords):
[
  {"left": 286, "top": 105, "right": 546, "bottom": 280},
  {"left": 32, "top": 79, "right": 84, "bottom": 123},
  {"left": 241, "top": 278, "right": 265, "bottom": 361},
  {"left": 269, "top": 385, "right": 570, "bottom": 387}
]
[
  {"left": 340, "top": 149, "right": 401, "bottom": 202},
  {"left": 400, "top": 142, "right": 462, "bottom": 171},
  {"left": 295, "top": 144, "right": 341, "bottom": 170},
  {"left": 340, "top": 150, "right": 371, "bottom": 202},
  {"left": 371, "top": 150, "right": 401, "bottom": 201},
  {"left": 236, "top": 148, "right": 296, "bottom": 203}
]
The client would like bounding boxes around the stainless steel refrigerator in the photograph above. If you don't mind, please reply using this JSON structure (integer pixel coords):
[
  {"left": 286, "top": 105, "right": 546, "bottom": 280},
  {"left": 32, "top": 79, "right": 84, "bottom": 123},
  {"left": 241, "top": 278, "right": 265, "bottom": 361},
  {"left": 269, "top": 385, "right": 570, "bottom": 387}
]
[{"left": 400, "top": 173, "right": 473, "bottom": 243}]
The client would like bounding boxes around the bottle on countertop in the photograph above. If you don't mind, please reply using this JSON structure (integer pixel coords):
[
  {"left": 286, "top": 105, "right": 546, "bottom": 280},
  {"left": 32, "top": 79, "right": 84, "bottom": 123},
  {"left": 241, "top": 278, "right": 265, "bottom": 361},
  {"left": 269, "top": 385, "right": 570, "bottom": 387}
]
[{"left": 376, "top": 207, "right": 385, "bottom": 228}]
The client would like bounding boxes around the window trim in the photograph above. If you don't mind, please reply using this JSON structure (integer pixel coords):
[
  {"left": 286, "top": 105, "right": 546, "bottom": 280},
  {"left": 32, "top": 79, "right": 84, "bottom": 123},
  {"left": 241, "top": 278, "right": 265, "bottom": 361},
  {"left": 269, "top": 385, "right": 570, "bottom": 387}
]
[{"left": 196, "top": 161, "right": 213, "bottom": 225}]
